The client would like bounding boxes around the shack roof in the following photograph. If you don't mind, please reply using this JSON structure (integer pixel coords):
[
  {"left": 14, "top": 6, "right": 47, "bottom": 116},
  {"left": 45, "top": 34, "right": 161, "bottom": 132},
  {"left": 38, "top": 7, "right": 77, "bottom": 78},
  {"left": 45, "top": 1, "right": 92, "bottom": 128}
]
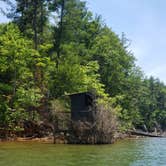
[
  {"left": 67, "top": 91, "right": 90, "bottom": 96},
  {"left": 67, "top": 91, "right": 95, "bottom": 98}
]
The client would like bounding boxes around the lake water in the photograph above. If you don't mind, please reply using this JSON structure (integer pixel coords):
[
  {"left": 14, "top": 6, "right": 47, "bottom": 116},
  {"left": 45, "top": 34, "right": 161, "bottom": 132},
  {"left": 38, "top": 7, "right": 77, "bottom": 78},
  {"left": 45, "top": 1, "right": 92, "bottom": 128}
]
[{"left": 0, "top": 138, "right": 166, "bottom": 166}]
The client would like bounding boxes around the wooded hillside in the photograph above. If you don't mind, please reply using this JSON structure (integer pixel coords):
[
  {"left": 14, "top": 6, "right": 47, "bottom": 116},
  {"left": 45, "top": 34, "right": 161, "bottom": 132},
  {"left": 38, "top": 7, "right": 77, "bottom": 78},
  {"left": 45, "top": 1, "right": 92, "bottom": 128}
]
[{"left": 0, "top": 0, "right": 166, "bottom": 137}]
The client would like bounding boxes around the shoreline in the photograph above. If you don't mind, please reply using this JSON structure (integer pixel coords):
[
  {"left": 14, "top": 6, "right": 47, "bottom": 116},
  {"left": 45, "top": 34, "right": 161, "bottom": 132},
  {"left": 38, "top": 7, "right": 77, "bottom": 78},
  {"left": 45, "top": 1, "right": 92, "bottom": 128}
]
[{"left": 0, "top": 132, "right": 165, "bottom": 144}]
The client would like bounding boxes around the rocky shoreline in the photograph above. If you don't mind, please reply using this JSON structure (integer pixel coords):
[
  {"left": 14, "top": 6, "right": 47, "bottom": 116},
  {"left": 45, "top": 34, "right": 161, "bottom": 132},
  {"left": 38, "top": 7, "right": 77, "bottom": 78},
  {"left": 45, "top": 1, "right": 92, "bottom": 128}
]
[
  {"left": 0, "top": 130, "right": 165, "bottom": 144},
  {"left": 0, "top": 135, "right": 67, "bottom": 144}
]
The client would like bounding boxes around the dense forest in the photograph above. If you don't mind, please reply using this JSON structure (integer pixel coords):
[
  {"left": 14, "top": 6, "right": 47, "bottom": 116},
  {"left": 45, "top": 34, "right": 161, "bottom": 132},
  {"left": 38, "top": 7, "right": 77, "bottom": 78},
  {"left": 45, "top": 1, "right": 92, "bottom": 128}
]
[{"left": 0, "top": 0, "right": 166, "bottom": 140}]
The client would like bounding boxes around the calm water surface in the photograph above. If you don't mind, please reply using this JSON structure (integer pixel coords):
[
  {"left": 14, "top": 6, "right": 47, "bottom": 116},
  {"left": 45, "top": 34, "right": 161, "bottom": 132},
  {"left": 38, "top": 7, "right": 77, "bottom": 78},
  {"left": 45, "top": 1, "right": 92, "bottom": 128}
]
[{"left": 0, "top": 138, "right": 166, "bottom": 166}]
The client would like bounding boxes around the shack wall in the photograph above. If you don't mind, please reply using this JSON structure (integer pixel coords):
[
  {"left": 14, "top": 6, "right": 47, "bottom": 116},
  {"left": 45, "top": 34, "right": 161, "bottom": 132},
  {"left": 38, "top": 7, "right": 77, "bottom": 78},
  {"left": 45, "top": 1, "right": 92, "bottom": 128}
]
[{"left": 70, "top": 92, "right": 94, "bottom": 122}]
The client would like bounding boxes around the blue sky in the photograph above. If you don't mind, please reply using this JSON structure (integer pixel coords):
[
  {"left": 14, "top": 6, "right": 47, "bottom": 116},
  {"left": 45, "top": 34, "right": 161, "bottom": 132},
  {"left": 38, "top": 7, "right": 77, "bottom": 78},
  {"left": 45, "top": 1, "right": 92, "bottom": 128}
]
[{"left": 0, "top": 0, "right": 166, "bottom": 83}]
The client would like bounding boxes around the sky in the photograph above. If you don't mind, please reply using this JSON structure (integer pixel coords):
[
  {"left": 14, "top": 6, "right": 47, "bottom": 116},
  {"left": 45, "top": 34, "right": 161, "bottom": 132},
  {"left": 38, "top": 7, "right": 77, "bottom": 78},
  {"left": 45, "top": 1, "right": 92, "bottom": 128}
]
[
  {"left": 0, "top": 0, "right": 166, "bottom": 83},
  {"left": 86, "top": 0, "right": 166, "bottom": 83}
]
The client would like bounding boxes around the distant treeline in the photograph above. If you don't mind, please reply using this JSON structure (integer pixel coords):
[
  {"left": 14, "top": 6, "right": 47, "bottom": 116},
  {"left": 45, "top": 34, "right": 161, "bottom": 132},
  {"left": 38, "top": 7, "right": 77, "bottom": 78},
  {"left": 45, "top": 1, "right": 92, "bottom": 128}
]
[{"left": 0, "top": 0, "right": 166, "bottom": 134}]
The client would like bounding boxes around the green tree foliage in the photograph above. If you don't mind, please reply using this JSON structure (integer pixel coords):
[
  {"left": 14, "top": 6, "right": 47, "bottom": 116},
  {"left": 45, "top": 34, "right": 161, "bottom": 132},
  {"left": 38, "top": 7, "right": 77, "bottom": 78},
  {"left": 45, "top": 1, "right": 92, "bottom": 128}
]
[
  {"left": 1, "top": 0, "right": 166, "bottom": 134},
  {"left": 2, "top": 0, "right": 50, "bottom": 47},
  {"left": 0, "top": 24, "right": 43, "bottom": 129}
]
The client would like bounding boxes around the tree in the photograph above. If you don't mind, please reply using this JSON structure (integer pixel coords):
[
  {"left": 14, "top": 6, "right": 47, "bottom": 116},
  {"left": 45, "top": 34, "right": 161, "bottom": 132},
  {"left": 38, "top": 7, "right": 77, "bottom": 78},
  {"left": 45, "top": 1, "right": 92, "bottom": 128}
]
[{"left": 0, "top": 23, "right": 44, "bottom": 129}]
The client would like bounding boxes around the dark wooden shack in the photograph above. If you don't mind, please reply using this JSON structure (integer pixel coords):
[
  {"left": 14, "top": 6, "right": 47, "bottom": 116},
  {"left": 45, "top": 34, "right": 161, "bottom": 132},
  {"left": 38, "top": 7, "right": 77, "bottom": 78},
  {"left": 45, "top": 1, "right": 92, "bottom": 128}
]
[{"left": 69, "top": 92, "right": 95, "bottom": 122}]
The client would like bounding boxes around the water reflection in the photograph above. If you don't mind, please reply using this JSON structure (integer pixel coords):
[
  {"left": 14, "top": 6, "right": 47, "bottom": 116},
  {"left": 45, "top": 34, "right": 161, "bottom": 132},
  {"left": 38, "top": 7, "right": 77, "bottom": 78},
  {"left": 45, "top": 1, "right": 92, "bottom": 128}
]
[{"left": 0, "top": 138, "right": 166, "bottom": 166}]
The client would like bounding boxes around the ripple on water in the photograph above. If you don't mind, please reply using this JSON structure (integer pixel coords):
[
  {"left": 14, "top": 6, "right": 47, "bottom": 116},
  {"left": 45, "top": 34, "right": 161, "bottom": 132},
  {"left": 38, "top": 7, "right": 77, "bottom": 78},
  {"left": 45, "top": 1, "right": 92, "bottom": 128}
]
[{"left": 0, "top": 138, "right": 166, "bottom": 166}]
